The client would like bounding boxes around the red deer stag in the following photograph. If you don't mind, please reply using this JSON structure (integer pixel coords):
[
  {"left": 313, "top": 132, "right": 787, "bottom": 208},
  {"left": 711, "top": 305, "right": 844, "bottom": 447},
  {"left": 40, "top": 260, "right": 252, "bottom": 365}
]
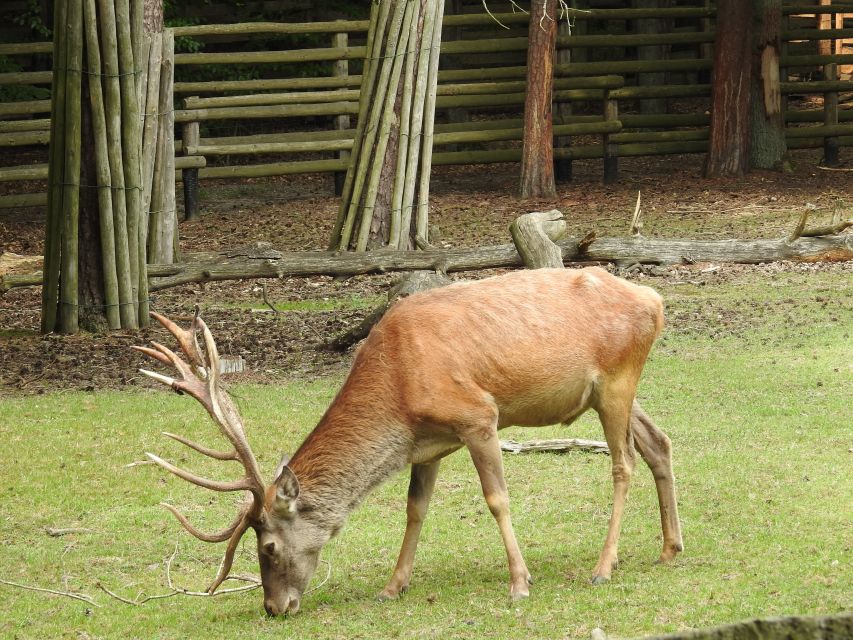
[{"left": 135, "top": 267, "right": 683, "bottom": 616}]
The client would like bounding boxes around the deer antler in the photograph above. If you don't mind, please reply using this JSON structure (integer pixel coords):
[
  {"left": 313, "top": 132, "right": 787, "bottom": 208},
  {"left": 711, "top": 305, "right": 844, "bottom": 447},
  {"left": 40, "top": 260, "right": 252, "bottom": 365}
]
[{"left": 134, "top": 311, "right": 266, "bottom": 593}]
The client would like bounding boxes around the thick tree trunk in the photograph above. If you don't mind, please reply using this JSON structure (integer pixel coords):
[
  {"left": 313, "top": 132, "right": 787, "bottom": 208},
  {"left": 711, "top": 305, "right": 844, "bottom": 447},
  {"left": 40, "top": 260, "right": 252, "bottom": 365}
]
[
  {"left": 331, "top": 0, "right": 443, "bottom": 252},
  {"left": 704, "top": 0, "right": 753, "bottom": 178},
  {"left": 143, "top": 0, "right": 162, "bottom": 32},
  {"left": 750, "top": 0, "right": 787, "bottom": 170},
  {"left": 520, "top": 0, "right": 557, "bottom": 200},
  {"left": 78, "top": 77, "right": 110, "bottom": 333}
]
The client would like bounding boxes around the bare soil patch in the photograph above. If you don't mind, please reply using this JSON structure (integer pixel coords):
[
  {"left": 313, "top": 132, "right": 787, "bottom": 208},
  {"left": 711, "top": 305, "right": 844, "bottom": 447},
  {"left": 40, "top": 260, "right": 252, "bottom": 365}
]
[{"left": 1, "top": 151, "right": 851, "bottom": 395}]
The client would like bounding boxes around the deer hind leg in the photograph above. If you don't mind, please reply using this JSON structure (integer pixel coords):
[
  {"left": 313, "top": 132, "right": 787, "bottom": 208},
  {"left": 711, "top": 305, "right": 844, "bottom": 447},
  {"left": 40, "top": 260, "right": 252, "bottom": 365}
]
[
  {"left": 630, "top": 400, "right": 683, "bottom": 563},
  {"left": 591, "top": 388, "right": 637, "bottom": 584},
  {"left": 463, "top": 416, "right": 532, "bottom": 601},
  {"left": 378, "top": 461, "right": 441, "bottom": 601}
]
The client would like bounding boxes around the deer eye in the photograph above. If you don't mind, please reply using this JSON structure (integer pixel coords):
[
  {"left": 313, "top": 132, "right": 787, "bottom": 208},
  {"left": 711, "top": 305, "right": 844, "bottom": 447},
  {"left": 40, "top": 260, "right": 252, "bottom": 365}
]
[{"left": 263, "top": 541, "right": 277, "bottom": 557}]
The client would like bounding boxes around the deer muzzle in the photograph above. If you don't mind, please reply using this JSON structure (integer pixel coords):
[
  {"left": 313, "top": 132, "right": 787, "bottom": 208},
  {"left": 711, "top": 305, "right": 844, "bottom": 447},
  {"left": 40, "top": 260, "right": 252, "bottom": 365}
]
[{"left": 264, "top": 591, "right": 301, "bottom": 617}]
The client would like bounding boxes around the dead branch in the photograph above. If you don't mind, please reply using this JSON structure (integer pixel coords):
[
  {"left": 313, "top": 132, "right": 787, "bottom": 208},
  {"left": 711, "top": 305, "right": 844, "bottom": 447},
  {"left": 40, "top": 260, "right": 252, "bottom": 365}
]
[
  {"left": 97, "top": 544, "right": 261, "bottom": 606},
  {"left": 789, "top": 203, "right": 817, "bottom": 242},
  {"left": 0, "top": 577, "right": 101, "bottom": 607},
  {"left": 801, "top": 219, "right": 853, "bottom": 237},
  {"left": 630, "top": 191, "right": 643, "bottom": 236},
  {"left": 500, "top": 438, "right": 610, "bottom": 455}
]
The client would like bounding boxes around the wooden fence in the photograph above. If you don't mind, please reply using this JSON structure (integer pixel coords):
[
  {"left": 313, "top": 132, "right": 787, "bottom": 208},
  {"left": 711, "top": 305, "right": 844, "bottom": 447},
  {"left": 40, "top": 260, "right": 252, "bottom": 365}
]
[{"left": 2, "top": 2, "right": 853, "bottom": 212}]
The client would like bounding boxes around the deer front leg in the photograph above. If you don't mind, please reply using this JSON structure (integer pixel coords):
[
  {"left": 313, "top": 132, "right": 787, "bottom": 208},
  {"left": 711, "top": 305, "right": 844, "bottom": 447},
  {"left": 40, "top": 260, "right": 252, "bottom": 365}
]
[
  {"left": 631, "top": 400, "right": 683, "bottom": 563},
  {"left": 464, "top": 426, "right": 532, "bottom": 602},
  {"left": 592, "top": 395, "right": 636, "bottom": 584},
  {"left": 378, "top": 461, "right": 441, "bottom": 601}
]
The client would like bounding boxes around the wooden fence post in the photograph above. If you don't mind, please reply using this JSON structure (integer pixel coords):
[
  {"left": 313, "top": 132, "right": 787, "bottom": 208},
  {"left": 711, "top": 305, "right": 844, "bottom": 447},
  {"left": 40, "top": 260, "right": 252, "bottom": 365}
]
[
  {"left": 333, "top": 32, "right": 350, "bottom": 196},
  {"left": 182, "top": 119, "right": 201, "bottom": 219},
  {"left": 823, "top": 63, "right": 839, "bottom": 167},
  {"left": 603, "top": 95, "right": 619, "bottom": 183}
]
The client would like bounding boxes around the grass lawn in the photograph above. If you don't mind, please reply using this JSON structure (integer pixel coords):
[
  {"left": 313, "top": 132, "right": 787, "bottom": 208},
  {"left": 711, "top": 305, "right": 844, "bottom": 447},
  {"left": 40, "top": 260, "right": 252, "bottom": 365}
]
[{"left": 0, "top": 266, "right": 850, "bottom": 639}]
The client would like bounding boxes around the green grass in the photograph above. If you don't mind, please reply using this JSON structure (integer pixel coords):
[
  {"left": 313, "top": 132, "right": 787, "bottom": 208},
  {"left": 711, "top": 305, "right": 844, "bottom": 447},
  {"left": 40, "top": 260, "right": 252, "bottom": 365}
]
[{"left": 1, "top": 268, "right": 851, "bottom": 639}]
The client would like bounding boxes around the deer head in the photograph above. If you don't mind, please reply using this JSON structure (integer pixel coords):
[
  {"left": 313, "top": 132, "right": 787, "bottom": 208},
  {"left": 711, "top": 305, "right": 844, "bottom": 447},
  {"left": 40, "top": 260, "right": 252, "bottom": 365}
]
[{"left": 134, "top": 311, "right": 321, "bottom": 616}]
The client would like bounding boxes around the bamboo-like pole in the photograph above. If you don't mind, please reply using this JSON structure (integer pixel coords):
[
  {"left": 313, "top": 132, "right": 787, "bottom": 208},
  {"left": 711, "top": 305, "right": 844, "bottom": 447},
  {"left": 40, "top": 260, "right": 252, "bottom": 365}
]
[
  {"left": 399, "top": 0, "right": 438, "bottom": 250},
  {"left": 141, "top": 33, "right": 163, "bottom": 227},
  {"left": 355, "top": 0, "right": 417, "bottom": 252},
  {"left": 389, "top": 0, "right": 421, "bottom": 249},
  {"left": 415, "top": 0, "right": 445, "bottom": 243},
  {"left": 149, "top": 30, "right": 176, "bottom": 265},
  {"left": 96, "top": 0, "right": 137, "bottom": 330},
  {"left": 328, "top": 0, "right": 389, "bottom": 249},
  {"left": 41, "top": 0, "right": 69, "bottom": 333},
  {"left": 115, "top": 0, "right": 145, "bottom": 325},
  {"left": 338, "top": 0, "right": 407, "bottom": 251},
  {"left": 82, "top": 0, "right": 121, "bottom": 330},
  {"left": 59, "top": 0, "right": 84, "bottom": 334}
]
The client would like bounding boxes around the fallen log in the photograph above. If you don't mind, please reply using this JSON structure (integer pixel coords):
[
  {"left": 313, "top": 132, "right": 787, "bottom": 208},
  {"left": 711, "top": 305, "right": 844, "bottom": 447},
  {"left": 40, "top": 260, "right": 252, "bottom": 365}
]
[
  {"left": 146, "top": 234, "right": 853, "bottom": 291},
  {"left": 2, "top": 233, "right": 851, "bottom": 294},
  {"left": 500, "top": 438, "right": 610, "bottom": 455}
]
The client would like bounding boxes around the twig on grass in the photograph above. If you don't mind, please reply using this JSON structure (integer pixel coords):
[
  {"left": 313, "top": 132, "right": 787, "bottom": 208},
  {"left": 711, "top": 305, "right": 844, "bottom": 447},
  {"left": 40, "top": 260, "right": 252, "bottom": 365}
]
[
  {"left": 45, "top": 527, "right": 94, "bottom": 537},
  {"left": 98, "top": 544, "right": 262, "bottom": 606},
  {"left": 261, "top": 283, "right": 279, "bottom": 315},
  {"left": 0, "top": 577, "right": 101, "bottom": 607}
]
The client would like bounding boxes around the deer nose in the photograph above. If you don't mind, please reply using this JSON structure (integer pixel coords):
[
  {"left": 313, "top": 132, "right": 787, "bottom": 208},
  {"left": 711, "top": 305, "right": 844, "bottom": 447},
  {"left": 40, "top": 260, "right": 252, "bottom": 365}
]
[
  {"left": 264, "top": 598, "right": 282, "bottom": 617},
  {"left": 264, "top": 595, "right": 300, "bottom": 617}
]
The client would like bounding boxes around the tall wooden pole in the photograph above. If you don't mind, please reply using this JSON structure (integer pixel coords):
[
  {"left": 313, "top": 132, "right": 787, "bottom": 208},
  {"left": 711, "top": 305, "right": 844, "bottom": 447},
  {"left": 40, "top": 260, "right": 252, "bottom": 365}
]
[
  {"left": 41, "top": 0, "right": 69, "bottom": 333},
  {"left": 58, "top": 0, "right": 83, "bottom": 334}
]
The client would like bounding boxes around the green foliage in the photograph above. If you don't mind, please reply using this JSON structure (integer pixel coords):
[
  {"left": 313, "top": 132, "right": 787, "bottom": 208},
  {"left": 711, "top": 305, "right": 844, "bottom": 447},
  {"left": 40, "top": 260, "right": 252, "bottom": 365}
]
[
  {"left": 0, "top": 267, "right": 850, "bottom": 638},
  {"left": 11, "top": 0, "right": 51, "bottom": 39},
  {"left": 0, "top": 55, "right": 50, "bottom": 102}
]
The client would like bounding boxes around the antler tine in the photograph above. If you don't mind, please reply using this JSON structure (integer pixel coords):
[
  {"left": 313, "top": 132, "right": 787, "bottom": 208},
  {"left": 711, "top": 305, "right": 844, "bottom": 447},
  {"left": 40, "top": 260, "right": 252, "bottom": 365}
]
[
  {"left": 147, "top": 341, "right": 195, "bottom": 381},
  {"left": 160, "top": 502, "right": 247, "bottom": 543},
  {"left": 150, "top": 311, "right": 204, "bottom": 367},
  {"left": 145, "top": 452, "right": 254, "bottom": 493},
  {"left": 131, "top": 345, "right": 172, "bottom": 368},
  {"left": 163, "top": 432, "right": 239, "bottom": 461},
  {"left": 207, "top": 516, "right": 252, "bottom": 594},
  {"left": 195, "top": 316, "right": 267, "bottom": 507}
]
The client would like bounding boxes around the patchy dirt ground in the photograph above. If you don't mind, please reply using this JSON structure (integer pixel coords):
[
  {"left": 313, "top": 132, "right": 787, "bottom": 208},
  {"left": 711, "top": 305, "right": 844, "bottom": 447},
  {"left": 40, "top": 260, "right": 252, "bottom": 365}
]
[{"left": 1, "top": 151, "right": 851, "bottom": 395}]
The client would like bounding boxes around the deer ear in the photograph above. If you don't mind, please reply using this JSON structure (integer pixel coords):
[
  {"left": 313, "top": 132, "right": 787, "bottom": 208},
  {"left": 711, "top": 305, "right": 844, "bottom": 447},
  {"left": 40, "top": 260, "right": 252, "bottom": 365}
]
[
  {"left": 273, "top": 453, "right": 290, "bottom": 480},
  {"left": 273, "top": 464, "right": 300, "bottom": 515}
]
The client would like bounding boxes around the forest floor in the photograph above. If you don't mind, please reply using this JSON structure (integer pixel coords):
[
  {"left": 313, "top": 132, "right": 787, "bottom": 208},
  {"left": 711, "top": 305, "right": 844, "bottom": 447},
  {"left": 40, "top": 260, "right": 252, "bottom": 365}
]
[{"left": 1, "top": 150, "right": 851, "bottom": 395}]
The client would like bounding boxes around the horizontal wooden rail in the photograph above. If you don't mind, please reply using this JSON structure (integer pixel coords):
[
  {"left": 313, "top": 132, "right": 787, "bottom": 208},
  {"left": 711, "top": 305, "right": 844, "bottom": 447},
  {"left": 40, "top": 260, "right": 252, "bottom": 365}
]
[
  {"left": 783, "top": 4, "right": 853, "bottom": 15},
  {"left": 0, "top": 100, "right": 51, "bottom": 116},
  {"left": 0, "top": 71, "right": 52, "bottom": 86},
  {"left": 0, "top": 155, "right": 205, "bottom": 182},
  {"left": 175, "top": 75, "right": 363, "bottom": 94},
  {"left": 0, "top": 118, "right": 51, "bottom": 132},
  {"left": 173, "top": 101, "right": 360, "bottom": 123},
  {"left": 174, "top": 45, "right": 368, "bottom": 66}
]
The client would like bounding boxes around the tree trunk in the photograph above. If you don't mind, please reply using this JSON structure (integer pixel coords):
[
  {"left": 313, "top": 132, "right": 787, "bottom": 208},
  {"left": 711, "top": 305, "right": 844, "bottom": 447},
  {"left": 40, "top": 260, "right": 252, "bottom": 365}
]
[
  {"left": 331, "top": 0, "right": 444, "bottom": 252},
  {"left": 704, "top": 0, "right": 753, "bottom": 178},
  {"left": 143, "top": 0, "right": 162, "bottom": 32},
  {"left": 520, "top": 0, "right": 557, "bottom": 200},
  {"left": 78, "top": 75, "right": 110, "bottom": 333},
  {"left": 750, "top": 0, "right": 787, "bottom": 170}
]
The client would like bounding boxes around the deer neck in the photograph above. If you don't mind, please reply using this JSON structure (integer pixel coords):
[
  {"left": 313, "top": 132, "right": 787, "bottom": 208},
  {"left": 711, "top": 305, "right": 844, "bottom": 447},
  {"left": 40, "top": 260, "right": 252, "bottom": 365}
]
[{"left": 287, "top": 391, "right": 411, "bottom": 532}]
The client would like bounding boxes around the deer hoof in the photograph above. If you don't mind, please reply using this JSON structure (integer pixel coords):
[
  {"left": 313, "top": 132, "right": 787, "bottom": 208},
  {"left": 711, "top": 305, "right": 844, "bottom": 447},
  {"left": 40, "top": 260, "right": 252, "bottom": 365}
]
[
  {"left": 590, "top": 575, "right": 610, "bottom": 586},
  {"left": 510, "top": 580, "right": 530, "bottom": 601},
  {"left": 376, "top": 584, "right": 407, "bottom": 602}
]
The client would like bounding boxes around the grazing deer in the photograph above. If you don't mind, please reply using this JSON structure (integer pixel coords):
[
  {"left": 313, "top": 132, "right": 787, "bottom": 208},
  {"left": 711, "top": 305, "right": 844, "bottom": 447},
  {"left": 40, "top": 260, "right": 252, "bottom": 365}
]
[{"left": 135, "top": 267, "right": 683, "bottom": 617}]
